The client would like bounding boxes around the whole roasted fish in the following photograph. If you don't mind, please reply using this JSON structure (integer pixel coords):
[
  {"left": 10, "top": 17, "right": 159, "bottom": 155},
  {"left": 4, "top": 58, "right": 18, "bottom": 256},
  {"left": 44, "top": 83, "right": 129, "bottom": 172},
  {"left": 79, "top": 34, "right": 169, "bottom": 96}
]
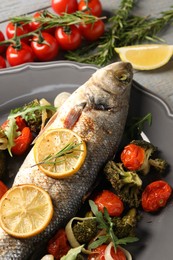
[{"left": 0, "top": 61, "right": 133, "bottom": 259}]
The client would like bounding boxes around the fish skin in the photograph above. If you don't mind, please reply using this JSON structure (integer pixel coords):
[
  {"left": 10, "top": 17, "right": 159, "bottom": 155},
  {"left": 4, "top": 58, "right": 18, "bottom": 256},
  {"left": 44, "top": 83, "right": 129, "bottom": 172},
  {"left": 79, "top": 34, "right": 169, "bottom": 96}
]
[{"left": 0, "top": 62, "right": 133, "bottom": 259}]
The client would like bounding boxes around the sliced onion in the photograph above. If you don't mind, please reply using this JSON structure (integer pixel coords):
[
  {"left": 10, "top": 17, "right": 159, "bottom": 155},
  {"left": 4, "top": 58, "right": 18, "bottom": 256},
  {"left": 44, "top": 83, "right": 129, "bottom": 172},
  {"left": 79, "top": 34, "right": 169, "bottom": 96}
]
[
  {"left": 40, "top": 254, "right": 54, "bottom": 260},
  {"left": 104, "top": 242, "right": 132, "bottom": 260},
  {"left": 54, "top": 92, "right": 71, "bottom": 108}
]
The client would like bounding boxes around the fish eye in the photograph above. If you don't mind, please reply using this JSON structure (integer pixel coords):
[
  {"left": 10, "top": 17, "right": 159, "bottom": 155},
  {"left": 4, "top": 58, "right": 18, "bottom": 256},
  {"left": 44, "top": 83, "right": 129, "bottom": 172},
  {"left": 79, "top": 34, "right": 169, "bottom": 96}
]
[{"left": 117, "top": 73, "right": 131, "bottom": 84}]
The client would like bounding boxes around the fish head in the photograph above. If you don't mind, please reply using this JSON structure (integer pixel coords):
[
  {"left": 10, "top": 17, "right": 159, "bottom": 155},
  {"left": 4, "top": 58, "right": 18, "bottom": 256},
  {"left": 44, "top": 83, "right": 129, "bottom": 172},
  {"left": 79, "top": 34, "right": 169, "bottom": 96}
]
[{"left": 92, "top": 61, "right": 133, "bottom": 96}]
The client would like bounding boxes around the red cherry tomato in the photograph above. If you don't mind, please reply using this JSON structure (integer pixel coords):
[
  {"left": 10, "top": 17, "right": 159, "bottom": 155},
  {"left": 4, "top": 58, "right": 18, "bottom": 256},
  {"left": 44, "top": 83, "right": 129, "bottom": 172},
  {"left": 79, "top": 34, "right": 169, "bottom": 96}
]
[
  {"left": 78, "top": 0, "right": 102, "bottom": 17},
  {"left": 55, "top": 25, "right": 82, "bottom": 51},
  {"left": 142, "top": 180, "right": 172, "bottom": 212},
  {"left": 0, "top": 31, "right": 6, "bottom": 54},
  {"left": 0, "top": 181, "right": 8, "bottom": 199},
  {"left": 47, "top": 228, "right": 71, "bottom": 259},
  {"left": 31, "top": 32, "right": 59, "bottom": 61},
  {"left": 6, "top": 22, "right": 31, "bottom": 44},
  {"left": 88, "top": 244, "right": 126, "bottom": 260},
  {"left": 51, "top": 0, "right": 78, "bottom": 15},
  {"left": 94, "top": 190, "right": 124, "bottom": 217},
  {"left": 6, "top": 42, "right": 35, "bottom": 67},
  {"left": 29, "top": 11, "right": 55, "bottom": 35},
  {"left": 79, "top": 20, "right": 105, "bottom": 41},
  {"left": 120, "top": 143, "right": 145, "bottom": 171},
  {"left": 11, "top": 127, "right": 33, "bottom": 156},
  {"left": 0, "top": 56, "right": 6, "bottom": 69}
]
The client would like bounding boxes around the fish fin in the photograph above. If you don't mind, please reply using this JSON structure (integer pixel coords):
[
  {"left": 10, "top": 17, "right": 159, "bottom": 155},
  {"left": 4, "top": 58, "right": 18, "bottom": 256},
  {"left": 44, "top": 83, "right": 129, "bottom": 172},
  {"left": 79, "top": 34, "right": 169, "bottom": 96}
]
[{"left": 63, "top": 102, "right": 86, "bottom": 129}]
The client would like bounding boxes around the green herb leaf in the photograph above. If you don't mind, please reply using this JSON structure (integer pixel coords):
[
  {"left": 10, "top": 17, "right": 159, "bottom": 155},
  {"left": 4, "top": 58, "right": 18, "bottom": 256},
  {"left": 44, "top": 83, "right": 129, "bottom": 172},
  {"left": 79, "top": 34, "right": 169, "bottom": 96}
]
[
  {"left": 60, "top": 245, "right": 84, "bottom": 260},
  {"left": 4, "top": 118, "right": 18, "bottom": 156}
]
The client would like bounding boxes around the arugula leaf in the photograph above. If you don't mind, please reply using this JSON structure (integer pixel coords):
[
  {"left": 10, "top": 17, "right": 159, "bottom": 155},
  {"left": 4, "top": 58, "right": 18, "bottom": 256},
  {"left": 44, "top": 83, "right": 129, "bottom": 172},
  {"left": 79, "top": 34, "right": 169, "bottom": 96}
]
[
  {"left": 4, "top": 118, "right": 18, "bottom": 156},
  {"left": 126, "top": 113, "right": 152, "bottom": 139},
  {"left": 60, "top": 245, "right": 84, "bottom": 260},
  {"left": 89, "top": 200, "right": 139, "bottom": 250}
]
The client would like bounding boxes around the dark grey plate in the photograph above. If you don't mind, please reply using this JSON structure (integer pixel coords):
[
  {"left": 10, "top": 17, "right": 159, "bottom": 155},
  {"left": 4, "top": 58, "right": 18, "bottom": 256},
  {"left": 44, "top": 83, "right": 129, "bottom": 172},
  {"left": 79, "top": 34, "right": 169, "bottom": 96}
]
[{"left": 0, "top": 61, "right": 173, "bottom": 260}]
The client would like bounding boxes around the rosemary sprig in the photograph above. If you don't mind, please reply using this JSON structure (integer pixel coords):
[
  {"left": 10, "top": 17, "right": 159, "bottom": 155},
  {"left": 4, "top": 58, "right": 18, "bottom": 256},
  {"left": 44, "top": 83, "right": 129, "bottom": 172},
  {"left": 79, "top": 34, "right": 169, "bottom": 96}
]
[
  {"left": 88, "top": 200, "right": 138, "bottom": 250},
  {"left": 34, "top": 142, "right": 83, "bottom": 168},
  {"left": 66, "top": 0, "right": 136, "bottom": 66},
  {"left": 120, "top": 8, "right": 173, "bottom": 45},
  {"left": 0, "top": 11, "right": 105, "bottom": 47}
]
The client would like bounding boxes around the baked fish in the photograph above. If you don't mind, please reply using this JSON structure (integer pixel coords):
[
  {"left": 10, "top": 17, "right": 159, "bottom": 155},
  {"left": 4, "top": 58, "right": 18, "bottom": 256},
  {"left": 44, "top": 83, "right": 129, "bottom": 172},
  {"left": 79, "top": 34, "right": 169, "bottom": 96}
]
[{"left": 0, "top": 61, "right": 133, "bottom": 259}]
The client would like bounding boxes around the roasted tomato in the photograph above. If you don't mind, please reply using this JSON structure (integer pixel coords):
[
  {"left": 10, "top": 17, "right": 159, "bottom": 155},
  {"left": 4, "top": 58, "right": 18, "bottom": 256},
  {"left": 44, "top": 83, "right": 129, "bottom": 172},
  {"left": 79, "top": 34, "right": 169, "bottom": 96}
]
[
  {"left": 88, "top": 244, "right": 126, "bottom": 260},
  {"left": 142, "top": 180, "right": 172, "bottom": 212},
  {"left": 94, "top": 190, "right": 124, "bottom": 217}
]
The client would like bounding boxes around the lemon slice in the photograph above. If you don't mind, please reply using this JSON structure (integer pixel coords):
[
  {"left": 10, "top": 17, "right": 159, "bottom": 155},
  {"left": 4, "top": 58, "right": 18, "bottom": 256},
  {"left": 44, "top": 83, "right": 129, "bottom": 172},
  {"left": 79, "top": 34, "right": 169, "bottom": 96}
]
[
  {"left": 0, "top": 184, "right": 53, "bottom": 238},
  {"left": 34, "top": 128, "right": 87, "bottom": 179},
  {"left": 115, "top": 44, "right": 173, "bottom": 70}
]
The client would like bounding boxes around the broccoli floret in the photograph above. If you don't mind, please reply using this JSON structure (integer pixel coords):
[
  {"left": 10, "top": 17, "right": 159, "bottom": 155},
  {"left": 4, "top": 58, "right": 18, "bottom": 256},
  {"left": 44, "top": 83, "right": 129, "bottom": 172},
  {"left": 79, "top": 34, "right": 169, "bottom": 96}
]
[
  {"left": 131, "top": 140, "right": 167, "bottom": 174},
  {"left": 104, "top": 161, "right": 142, "bottom": 208},
  {"left": 72, "top": 218, "right": 98, "bottom": 244},
  {"left": 112, "top": 208, "right": 138, "bottom": 238}
]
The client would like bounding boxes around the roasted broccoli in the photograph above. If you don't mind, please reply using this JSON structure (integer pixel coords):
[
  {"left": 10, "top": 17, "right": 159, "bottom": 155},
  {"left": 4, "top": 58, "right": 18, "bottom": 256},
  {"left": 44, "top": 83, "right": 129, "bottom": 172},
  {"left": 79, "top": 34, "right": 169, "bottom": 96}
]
[
  {"left": 112, "top": 208, "right": 138, "bottom": 238},
  {"left": 72, "top": 218, "right": 98, "bottom": 244},
  {"left": 131, "top": 140, "right": 167, "bottom": 174},
  {"left": 104, "top": 161, "right": 142, "bottom": 208}
]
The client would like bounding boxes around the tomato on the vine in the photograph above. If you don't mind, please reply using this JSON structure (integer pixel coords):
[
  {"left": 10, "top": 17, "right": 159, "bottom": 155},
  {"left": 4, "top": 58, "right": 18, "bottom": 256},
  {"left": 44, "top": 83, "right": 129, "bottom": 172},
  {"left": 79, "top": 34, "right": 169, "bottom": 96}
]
[
  {"left": 78, "top": 0, "right": 102, "bottom": 17},
  {"left": 6, "top": 22, "right": 31, "bottom": 44},
  {"left": 79, "top": 20, "right": 105, "bottom": 41},
  {"left": 6, "top": 42, "right": 35, "bottom": 67},
  {"left": 88, "top": 244, "right": 126, "bottom": 260},
  {"left": 31, "top": 32, "right": 59, "bottom": 61},
  {"left": 51, "top": 0, "right": 78, "bottom": 15},
  {"left": 29, "top": 11, "right": 55, "bottom": 35},
  {"left": 0, "top": 31, "right": 6, "bottom": 54},
  {"left": 55, "top": 25, "right": 82, "bottom": 51},
  {"left": 142, "top": 180, "right": 172, "bottom": 212},
  {"left": 0, "top": 56, "right": 6, "bottom": 69},
  {"left": 94, "top": 190, "right": 124, "bottom": 217}
]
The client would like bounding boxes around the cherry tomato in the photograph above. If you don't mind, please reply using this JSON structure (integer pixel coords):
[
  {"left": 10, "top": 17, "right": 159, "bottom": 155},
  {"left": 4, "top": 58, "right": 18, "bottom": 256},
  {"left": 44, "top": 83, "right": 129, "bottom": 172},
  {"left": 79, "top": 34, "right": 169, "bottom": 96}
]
[
  {"left": 0, "top": 56, "right": 6, "bottom": 69},
  {"left": 120, "top": 143, "right": 145, "bottom": 171},
  {"left": 29, "top": 11, "right": 55, "bottom": 35},
  {"left": 47, "top": 228, "right": 71, "bottom": 260},
  {"left": 78, "top": 0, "right": 102, "bottom": 17},
  {"left": 0, "top": 31, "right": 6, "bottom": 54},
  {"left": 6, "top": 42, "right": 35, "bottom": 67},
  {"left": 88, "top": 244, "right": 126, "bottom": 260},
  {"left": 79, "top": 20, "right": 105, "bottom": 41},
  {"left": 51, "top": 0, "right": 78, "bottom": 15},
  {"left": 0, "top": 180, "right": 8, "bottom": 199},
  {"left": 55, "top": 25, "right": 82, "bottom": 51},
  {"left": 142, "top": 180, "right": 172, "bottom": 212},
  {"left": 11, "top": 127, "right": 33, "bottom": 156},
  {"left": 31, "top": 32, "right": 59, "bottom": 61},
  {"left": 94, "top": 190, "right": 124, "bottom": 217},
  {"left": 6, "top": 22, "right": 31, "bottom": 44}
]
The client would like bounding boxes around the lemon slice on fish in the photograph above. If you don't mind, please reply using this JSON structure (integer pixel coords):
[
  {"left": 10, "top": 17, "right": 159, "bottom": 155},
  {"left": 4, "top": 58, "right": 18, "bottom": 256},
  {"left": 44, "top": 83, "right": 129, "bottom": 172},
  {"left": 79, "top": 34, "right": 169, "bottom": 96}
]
[
  {"left": 115, "top": 44, "right": 173, "bottom": 70},
  {"left": 33, "top": 128, "right": 87, "bottom": 179},
  {"left": 0, "top": 184, "right": 53, "bottom": 238}
]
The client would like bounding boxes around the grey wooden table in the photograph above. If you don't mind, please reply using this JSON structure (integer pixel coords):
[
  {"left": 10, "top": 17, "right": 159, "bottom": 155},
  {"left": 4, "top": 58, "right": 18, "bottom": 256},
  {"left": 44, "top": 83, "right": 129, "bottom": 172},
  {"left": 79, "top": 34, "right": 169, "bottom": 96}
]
[{"left": 0, "top": 0, "right": 173, "bottom": 112}]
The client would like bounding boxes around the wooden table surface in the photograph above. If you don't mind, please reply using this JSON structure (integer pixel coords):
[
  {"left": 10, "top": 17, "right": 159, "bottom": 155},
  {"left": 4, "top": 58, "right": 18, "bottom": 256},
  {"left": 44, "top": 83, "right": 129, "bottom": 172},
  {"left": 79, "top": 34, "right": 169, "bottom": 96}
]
[{"left": 0, "top": 0, "right": 173, "bottom": 112}]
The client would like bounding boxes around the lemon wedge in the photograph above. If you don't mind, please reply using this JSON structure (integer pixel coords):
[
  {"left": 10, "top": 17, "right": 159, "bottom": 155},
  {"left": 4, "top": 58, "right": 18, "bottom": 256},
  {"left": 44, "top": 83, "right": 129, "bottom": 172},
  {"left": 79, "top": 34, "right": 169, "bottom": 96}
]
[
  {"left": 0, "top": 184, "right": 53, "bottom": 238},
  {"left": 33, "top": 128, "right": 87, "bottom": 179},
  {"left": 115, "top": 44, "right": 173, "bottom": 70}
]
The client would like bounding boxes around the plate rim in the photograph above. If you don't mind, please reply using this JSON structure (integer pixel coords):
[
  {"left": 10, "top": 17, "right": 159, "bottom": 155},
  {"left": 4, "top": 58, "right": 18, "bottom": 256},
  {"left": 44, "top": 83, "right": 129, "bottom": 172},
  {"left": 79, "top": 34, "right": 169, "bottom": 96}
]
[{"left": 1, "top": 60, "right": 173, "bottom": 117}]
